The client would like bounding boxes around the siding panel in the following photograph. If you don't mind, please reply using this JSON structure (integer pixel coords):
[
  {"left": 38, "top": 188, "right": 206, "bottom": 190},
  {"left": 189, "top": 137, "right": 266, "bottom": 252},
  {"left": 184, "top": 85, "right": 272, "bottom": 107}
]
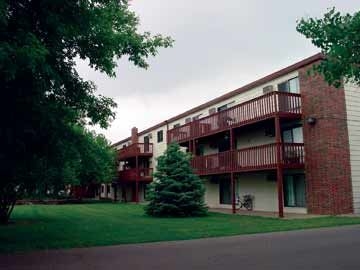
[{"left": 345, "top": 82, "right": 360, "bottom": 213}]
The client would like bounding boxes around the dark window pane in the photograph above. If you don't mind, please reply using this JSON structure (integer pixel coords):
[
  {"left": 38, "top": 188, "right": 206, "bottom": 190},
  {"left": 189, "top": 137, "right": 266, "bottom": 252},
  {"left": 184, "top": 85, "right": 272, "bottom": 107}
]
[
  {"left": 144, "top": 136, "right": 150, "bottom": 152},
  {"left": 284, "top": 175, "right": 306, "bottom": 207},
  {"left": 157, "top": 130, "right": 163, "bottom": 143},
  {"left": 219, "top": 178, "right": 231, "bottom": 204},
  {"left": 278, "top": 81, "right": 289, "bottom": 92},
  {"left": 217, "top": 104, "right": 228, "bottom": 112}
]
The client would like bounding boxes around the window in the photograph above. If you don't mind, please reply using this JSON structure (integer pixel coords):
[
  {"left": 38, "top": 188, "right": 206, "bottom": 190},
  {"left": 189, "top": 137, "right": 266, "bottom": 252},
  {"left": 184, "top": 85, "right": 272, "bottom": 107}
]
[
  {"left": 195, "top": 144, "right": 205, "bottom": 156},
  {"left": 283, "top": 126, "right": 303, "bottom": 143},
  {"left": 219, "top": 179, "right": 231, "bottom": 204},
  {"left": 101, "top": 185, "right": 104, "bottom": 193},
  {"left": 209, "top": 108, "right": 216, "bottom": 115},
  {"left": 217, "top": 104, "right": 228, "bottom": 112},
  {"left": 157, "top": 130, "right": 163, "bottom": 143},
  {"left": 284, "top": 175, "right": 306, "bottom": 207},
  {"left": 263, "top": 85, "right": 274, "bottom": 94},
  {"left": 289, "top": 77, "right": 300, "bottom": 93},
  {"left": 107, "top": 185, "right": 111, "bottom": 194},
  {"left": 278, "top": 77, "right": 300, "bottom": 94},
  {"left": 144, "top": 136, "right": 150, "bottom": 152},
  {"left": 192, "top": 114, "right": 202, "bottom": 121},
  {"left": 278, "top": 81, "right": 288, "bottom": 92},
  {"left": 173, "top": 123, "right": 180, "bottom": 128}
]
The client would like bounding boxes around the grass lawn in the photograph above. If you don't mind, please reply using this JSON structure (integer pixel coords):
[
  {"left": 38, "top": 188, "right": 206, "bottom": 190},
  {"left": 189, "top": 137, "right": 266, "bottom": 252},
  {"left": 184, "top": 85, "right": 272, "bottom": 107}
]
[{"left": 1, "top": 203, "right": 360, "bottom": 253}]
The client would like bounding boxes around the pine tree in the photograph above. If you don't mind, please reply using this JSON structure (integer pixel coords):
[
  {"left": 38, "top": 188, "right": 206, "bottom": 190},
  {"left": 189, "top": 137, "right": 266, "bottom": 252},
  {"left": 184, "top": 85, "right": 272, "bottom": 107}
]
[{"left": 145, "top": 143, "right": 208, "bottom": 217}]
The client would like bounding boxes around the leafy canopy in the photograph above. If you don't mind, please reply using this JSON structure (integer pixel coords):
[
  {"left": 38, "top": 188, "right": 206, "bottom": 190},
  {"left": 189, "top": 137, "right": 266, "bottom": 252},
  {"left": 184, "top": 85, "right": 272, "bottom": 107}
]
[
  {"left": 297, "top": 8, "right": 360, "bottom": 87},
  {"left": 145, "top": 143, "right": 208, "bottom": 217},
  {"left": 0, "top": 0, "right": 173, "bottom": 223}
]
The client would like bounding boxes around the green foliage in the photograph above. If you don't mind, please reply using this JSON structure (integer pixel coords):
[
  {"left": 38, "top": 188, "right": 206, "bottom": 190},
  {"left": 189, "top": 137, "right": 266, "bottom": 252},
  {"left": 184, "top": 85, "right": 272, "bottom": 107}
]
[
  {"left": 75, "top": 127, "right": 116, "bottom": 186},
  {"left": 18, "top": 125, "right": 116, "bottom": 199},
  {"left": 297, "top": 8, "right": 360, "bottom": 87},
  {"left": 0, "top": 0, "right": 173, "bottom": 223},
  {"left": 145, "top": 143, "right": 208, "bottom": 217}
]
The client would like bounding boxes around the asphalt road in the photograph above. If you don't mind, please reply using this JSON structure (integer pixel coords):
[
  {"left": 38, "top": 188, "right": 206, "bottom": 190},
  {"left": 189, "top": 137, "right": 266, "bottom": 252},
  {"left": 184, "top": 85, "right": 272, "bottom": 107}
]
[{"left": 1, "top": 225, "right": 360, "bottom": 270}]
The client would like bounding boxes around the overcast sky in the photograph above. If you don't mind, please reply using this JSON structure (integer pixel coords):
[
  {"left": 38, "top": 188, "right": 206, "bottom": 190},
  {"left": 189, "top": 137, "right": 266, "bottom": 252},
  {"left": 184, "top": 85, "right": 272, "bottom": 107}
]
[{"left": 76, "top": 0, "right": 359, "bottom": 143}]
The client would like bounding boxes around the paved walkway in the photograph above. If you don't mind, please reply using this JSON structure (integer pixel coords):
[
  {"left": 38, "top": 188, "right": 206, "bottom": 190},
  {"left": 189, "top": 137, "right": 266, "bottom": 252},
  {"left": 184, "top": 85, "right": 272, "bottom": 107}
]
[
  {"left": 1, "top": 225, "right": 360, "bottom": 270},
  {"left": 210, "top": 208, "right": 321, "bottom": 219}
]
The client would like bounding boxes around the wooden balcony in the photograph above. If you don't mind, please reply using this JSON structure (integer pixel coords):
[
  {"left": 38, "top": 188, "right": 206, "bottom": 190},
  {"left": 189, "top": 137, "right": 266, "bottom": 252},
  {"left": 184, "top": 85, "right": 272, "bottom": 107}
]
[
  {"left": 118, "top": 168, "right": 153, "bottom": 182},
  {"left": 168, "top": 91, "right": 302, "bottom": 144},
  {"left": 191, "top": 143, "right": 304, "bottom": 175},
  {"left": 118, "top": 143, "right": 153, "bottom": 160}
]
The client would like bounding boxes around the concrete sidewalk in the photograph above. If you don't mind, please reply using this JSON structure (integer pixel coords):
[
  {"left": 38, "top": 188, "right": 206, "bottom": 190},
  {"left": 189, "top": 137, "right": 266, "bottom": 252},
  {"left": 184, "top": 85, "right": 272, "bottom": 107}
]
[{"left": 209, "top": 208, "right": 321, "bottom": 219}]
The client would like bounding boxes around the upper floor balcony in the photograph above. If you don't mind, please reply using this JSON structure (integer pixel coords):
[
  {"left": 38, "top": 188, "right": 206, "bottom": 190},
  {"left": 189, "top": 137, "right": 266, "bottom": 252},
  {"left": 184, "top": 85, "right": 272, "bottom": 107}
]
[
  {"left": 191, "top": 142, "right": 304, "bottom": 175},
  {"left": 118, "top": 143, "right": 153, "bottom": 161},
  {"left": 167, "top": 91, "right": 302, "bottom": 144},
  {"left": 118, "top": 168, "right": 153, "bottom": 182}
]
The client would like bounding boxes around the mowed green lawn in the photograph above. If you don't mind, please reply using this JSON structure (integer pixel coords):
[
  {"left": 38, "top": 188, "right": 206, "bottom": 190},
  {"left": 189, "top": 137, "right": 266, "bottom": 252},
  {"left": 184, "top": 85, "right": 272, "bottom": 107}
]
[{"left": 1, "top": 203, "right": 360, "bottom": 253}]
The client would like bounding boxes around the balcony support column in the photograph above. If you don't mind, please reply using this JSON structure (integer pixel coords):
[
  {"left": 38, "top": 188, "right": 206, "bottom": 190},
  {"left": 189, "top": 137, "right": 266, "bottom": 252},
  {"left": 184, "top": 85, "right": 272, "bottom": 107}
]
[
  {"left": 275, "top": 115, "right": 284, "bottom": 218},
  {"left": 135, "top": 156, "right": 139, "bottom": 203},
  {"left": 230, "top": 128, "right": 236, "bottom": 214},
  {"left": 231, "top": 172, "right": 236, "bottom": 214}
]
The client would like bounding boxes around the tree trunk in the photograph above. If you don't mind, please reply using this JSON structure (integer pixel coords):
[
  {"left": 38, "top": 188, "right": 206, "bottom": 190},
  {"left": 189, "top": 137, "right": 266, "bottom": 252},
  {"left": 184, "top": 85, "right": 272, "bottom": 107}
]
[{"left": 0, "top": 185, "right": 17, "bottom": 225}]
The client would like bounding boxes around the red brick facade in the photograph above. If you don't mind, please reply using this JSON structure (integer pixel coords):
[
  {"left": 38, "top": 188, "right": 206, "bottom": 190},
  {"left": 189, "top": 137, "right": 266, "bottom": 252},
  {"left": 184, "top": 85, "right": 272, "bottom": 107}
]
[{"left": 299, "top": 63, "right": 353, "bottom": 214}]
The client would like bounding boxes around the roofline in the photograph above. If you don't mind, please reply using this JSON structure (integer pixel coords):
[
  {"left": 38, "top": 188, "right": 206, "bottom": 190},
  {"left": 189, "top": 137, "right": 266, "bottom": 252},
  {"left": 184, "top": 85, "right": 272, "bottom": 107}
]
[{"left": 112, "top": 53, "right": 323, "bottom": 147}]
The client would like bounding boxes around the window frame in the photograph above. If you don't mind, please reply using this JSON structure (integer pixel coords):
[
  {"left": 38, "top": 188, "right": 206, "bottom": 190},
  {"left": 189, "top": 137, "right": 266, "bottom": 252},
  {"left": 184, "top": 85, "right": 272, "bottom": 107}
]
[
  {"left": 278, "top": 77, "right": 300, "bottom": 94},
  {"left": 282, "top": 125, "right": 303, "bottom": 143},
  {"left": 217, "top": 104, "right": 228, "bottom": 112},
  {"left": 157, "top": 130, "right": 163, "bottom": 143},
  {"left": 284, "top": 174, "right": 306, "bottom": 207}
]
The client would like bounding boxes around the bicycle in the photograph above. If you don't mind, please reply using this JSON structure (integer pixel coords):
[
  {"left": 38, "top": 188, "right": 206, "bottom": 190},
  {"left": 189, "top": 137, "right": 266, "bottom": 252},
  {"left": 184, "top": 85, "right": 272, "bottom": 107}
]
[{"left": 236, "top": 194, "right": 254, "bottom": 211}]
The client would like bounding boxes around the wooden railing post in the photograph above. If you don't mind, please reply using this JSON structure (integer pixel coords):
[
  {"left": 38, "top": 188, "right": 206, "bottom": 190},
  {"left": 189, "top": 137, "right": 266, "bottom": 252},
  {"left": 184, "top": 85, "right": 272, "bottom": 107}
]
[{"left": 275, "top": 116, "right": 284, "bottom": 218}]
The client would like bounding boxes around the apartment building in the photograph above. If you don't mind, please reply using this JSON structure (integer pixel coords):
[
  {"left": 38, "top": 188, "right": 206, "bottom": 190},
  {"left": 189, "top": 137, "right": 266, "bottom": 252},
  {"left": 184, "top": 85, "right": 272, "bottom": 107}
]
[{"left": 110, "top": 53, "right": 360, "bottom": 217}]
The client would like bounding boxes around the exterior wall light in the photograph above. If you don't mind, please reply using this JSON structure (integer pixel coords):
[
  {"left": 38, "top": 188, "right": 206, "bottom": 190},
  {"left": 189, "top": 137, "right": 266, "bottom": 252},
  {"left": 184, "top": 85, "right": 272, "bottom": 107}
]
[{"left": 306, "top": 117, "right": 317, "bottom": 125}]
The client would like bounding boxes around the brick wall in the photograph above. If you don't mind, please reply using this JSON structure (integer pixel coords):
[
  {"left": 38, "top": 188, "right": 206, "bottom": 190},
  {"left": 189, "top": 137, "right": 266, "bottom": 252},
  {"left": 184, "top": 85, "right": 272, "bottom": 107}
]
[
  {"left": 299, "top": 63, "right": 353, "bottom": 214},
  {"left": 131, "top": 127, "right": 138, "bottom": 144}
]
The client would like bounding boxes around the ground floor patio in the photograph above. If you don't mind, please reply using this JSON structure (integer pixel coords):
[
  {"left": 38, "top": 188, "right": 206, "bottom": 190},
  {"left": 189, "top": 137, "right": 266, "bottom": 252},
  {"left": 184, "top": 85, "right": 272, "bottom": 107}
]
[
  {"left": 203, "top": 169, "right": 307, "bottom": 215},
  {"left": 101, "top": 169, "right": 307, "bottom": 217}
]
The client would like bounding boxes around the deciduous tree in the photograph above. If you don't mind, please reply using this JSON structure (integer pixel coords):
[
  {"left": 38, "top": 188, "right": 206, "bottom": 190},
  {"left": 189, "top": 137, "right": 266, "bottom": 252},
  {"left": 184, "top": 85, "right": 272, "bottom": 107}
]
[
  {"left": 0, "top": 0, "right": 173, "bottom": 224},
  {"left": 297, "top": 8, "right": 360, "bottom": 87}
]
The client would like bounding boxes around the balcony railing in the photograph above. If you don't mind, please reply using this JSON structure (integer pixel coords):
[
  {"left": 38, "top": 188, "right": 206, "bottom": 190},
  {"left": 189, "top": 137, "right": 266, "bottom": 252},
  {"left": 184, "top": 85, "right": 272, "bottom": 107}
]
[
  {"left": 118, "top": 143, "right": 153, "bottom": 160},
  {"left": 118, "top": 168, "right": 153, "bottom": 182},
  {"left": 168, "top": 91, "right": 302, "bottom": 143},
  {"left": 191, "top": 143, "right": 304, "bottom": 175}
]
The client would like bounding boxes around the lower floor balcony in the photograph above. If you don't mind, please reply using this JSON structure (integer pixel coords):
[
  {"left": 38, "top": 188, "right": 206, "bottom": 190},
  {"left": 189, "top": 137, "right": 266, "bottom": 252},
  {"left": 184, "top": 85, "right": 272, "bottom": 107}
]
[
  {"left": 191, "top": 143, "right": 304, "bottom": 175},
  {"left": 118, "top": 168, "right": 153, "bottom": 182}
]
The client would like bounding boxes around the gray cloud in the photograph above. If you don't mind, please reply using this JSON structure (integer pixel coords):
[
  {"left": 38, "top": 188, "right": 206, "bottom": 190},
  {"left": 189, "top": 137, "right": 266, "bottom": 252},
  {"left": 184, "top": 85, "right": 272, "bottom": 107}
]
[{"left": 76, "top": 0, "right": 359, "bottom": 142}]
